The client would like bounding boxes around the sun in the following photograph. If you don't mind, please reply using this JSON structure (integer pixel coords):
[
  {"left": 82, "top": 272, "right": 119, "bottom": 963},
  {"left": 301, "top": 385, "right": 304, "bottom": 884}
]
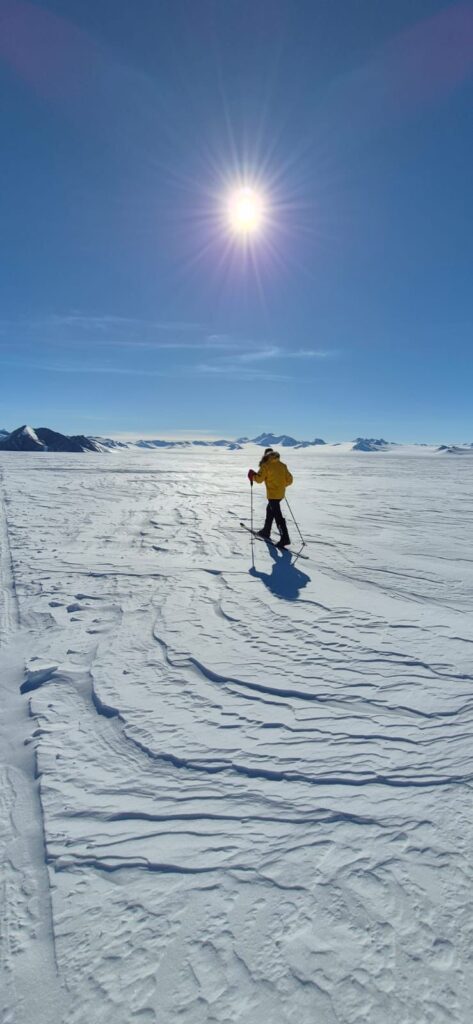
[{"left": 227, "top": 186, "right": 265, "bottom": 235}]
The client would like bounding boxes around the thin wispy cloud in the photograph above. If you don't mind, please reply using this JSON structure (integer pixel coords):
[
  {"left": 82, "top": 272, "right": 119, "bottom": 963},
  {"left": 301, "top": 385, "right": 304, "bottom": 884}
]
[
  {"left": 3, "top": 360, "right": 172, "bottom": 377},
  {"left": 289, "top": 349, "right": 336, "bottom": 359},
  {"left": 0, "top": 314, "right": 204, "bottom": 342},
  {"left": 198, "top": 344, "right": 338, "bottom": 379},
  {"left": 0, "top": 315, "right": 239, "bottom": 352},
  {"left": 2, "top": 313, "right": 339, "bottom": 387},
  {"left": 205, "top": 333, "right": 238, "bottom": 350},
  {"left": 1, "top": 315, "right": 339, "bottom": 363},
  {"left": 196, "top": 363, "right": 295, "bottom": 383},
  {"left": 46, "top": 314, "right": 204, "bottom": 333},
  {"left": 233, "top": 346, "right": 335, "bottom": 363},
  {"left": 235, "top": 346, "right": 280, "bottom": 363},
  {"left": 0, "top": 314, "right": 203, "bottom": 331}
]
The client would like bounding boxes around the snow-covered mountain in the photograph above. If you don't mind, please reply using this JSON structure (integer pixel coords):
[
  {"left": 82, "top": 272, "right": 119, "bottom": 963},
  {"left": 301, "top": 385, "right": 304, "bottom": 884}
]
[
  {"left": 237, "top": 432, "right": 326, "bottom": 448},
  {"left": 131, "top": 438, "right": 241, "bottom": 451},
  {"left": 294, "top": 437, "right": 326, "bottom": 448},
  {"left": 1, "top": 425, "right": 472, "bottom": 454},
  {"left": 244, "top": 432, "right": 302, "bottom": 447},
  {"left": 93, "top": 433, "right": 473, "bottom": 454},
  {"left": 0, "top": 425, "right": 104, "bottom": 453},
  {"left": 437, "top": 444, "right": 473, "bottom": 455},
  {"left": 352, "top": 437, "right": 392, "bottom": 452}
]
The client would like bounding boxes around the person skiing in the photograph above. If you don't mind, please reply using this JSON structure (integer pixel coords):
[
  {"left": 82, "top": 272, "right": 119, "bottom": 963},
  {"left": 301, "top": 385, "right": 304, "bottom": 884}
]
[{"left": 248, "top": 448, "right": 293, "bottom": 548}]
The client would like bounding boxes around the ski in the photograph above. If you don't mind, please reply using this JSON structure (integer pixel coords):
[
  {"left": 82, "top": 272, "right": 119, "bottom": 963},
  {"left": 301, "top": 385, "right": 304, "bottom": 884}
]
[{"left": 239, "top": 522, "right": 309, "bottom": 560}]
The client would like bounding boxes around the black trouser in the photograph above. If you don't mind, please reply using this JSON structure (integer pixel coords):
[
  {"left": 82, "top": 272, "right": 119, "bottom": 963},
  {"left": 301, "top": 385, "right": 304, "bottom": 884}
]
[{"left": 262, "top": 500, "right": 290, "bottom": 542}]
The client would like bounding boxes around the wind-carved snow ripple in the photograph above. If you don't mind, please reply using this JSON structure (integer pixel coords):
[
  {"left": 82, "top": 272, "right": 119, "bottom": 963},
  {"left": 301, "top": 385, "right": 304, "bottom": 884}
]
[
  {"left": 93, "top": 570, "right": 473, "bottom": 789},
  {"left": 56, "top": 557, "right": 473, "bottom": 889}
]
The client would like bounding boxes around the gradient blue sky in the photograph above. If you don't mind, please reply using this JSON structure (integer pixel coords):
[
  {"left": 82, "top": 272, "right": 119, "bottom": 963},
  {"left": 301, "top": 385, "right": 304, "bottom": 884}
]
[{"left": 1, "top": 0, "right": 472, "bottom": 441}]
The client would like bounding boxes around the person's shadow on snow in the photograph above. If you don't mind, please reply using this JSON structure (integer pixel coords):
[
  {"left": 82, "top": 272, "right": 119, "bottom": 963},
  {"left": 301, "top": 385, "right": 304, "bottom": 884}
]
[{"left": 249, "top": 545, "right": 310, "bottom": 601}]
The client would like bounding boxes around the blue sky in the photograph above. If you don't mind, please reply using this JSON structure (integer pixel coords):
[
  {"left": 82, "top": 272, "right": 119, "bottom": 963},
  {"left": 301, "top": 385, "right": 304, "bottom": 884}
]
[{"left": 1, "top": 0, "right": 472, "bottom": 442}]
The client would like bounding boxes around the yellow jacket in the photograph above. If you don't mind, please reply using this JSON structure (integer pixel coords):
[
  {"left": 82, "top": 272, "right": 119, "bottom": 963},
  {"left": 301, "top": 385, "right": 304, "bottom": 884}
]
[{"left": 253, "top": 452, "right": 293, "bottom": 499}]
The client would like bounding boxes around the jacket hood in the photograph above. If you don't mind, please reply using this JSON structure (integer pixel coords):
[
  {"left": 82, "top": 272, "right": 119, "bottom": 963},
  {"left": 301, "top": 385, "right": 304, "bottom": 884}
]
[{"left": 260, "top": 450, "right": 280, "bottom": 466}]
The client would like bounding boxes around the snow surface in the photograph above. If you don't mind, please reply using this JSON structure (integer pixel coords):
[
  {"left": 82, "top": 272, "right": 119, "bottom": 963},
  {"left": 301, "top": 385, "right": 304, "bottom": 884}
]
[{"left": 1, "top": 447, "right": 473, "bottom": 1024}]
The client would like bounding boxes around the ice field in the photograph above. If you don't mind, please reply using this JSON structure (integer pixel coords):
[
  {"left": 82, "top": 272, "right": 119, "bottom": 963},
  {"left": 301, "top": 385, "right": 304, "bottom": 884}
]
[{"left": 1, "top": 447, "right": 473, "bottom": 1024}]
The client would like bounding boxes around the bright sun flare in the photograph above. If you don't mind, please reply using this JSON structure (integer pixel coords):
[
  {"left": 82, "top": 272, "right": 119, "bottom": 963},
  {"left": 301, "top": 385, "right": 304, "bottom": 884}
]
[{"left": 227, "top": 186, "right": 265, "bottom": 234}]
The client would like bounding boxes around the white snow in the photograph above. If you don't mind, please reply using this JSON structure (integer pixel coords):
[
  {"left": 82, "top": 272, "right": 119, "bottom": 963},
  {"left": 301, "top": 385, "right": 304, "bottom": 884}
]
[
  {"left": 1, "top": 448, "right": 473, "bottom": 1023},
  {"left": 21, "top": 425, "right": 44, "bottom": 445}
]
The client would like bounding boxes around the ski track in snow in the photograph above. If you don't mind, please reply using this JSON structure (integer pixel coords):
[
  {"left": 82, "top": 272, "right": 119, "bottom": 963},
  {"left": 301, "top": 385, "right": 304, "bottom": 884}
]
[
  {"left": 1, "top": 449, "right": 473, "bottom": 1023},
  {"left": 0, "top": 469, "right": 68, "bottom": 1024}
]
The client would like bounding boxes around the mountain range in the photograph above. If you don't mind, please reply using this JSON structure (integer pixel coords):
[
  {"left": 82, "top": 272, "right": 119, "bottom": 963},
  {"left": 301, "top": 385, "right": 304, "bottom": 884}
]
[
  {"left": 0, "top": 425, "right": 103, "bottom": 452},
  {"left": 1, "top": 426, "right": 472, "bottom": 455}
]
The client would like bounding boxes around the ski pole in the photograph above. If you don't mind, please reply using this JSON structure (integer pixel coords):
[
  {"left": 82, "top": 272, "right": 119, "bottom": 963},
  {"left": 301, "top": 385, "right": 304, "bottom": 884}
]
[
  {"left": 285, "top": 497, "right": 305, "bottom": 546},
  {"left": 248, "top": 479, "right": 255, "bottom": 567}
]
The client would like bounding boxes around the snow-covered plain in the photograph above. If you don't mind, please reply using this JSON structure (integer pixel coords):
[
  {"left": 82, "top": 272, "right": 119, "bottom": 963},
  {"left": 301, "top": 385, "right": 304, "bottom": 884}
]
[{"left": 1, "top": 447, "right": 473, "bottom": 1024}]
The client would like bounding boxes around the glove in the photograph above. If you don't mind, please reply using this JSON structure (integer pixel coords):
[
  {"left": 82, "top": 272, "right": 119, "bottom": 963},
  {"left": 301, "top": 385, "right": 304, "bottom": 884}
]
[{"left": 248, "top": 469, "right": 255, "bottom": 483}]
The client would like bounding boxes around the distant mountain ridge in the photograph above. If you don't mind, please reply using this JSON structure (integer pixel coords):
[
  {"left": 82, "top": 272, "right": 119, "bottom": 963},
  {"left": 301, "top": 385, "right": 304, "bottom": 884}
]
[
  {"left": 236, "top": 432, "right": 326, "bottom": 449},
  {"left": 0, "top": 425, "right": 103, "bottom": 453},
  {"left": 437, "top": 444, "right": 473, "bottom": 455},
  {"left": 0, "top": 427, "right": 336, "bottom": 452},
  {"left": 1, "top": 425, "right": 473, "bottom": 454},
  {"left": 352, "top": 437, "right": 391, "bottom": 452}
]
